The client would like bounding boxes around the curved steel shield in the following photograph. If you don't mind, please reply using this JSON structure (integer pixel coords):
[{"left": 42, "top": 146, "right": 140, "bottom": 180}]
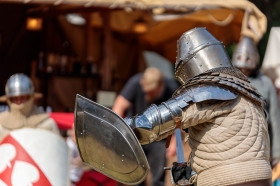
[{"left": 74, "top": 94, "right": 150, "bottom": 185}]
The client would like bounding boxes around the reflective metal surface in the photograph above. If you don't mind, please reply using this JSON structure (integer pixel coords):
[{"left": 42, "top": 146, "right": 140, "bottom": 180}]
[
  {"left": 128, "top": 104, "right": 164, "bottom": 144},
  {"left": 74, "top": 94, "right": 149, "bottom": 185},
  {"left": 175, "top": 27, "right": 232, "bottom": 84},
  {"left": 175, "top": 129, "right": 185, "bottom": 163},
  {"left": 232, "top": 36, "right": 259, "bottom": 70},
  {"left": 188, "top": 85, "right": 237, "bottom": 102},
  {"left": 5, "top": 73, "right": 34, "bottom": 97}
]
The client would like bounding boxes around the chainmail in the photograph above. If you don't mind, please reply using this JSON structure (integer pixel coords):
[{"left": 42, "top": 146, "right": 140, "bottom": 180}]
[
  {"left": 173, "top": 67, "right": 264, "bottom": 106},
  {"left": 202, "top": 67, "right": 249, "bottom": 82}
]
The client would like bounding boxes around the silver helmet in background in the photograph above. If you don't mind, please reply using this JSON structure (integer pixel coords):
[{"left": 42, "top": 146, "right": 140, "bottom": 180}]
[
  {"left": 5, "top": 73, "right": 34, "bottom": 97},
  {"left": 0, "top": 73, "right": 42, "bottom": 103},
  {"left": 0, "top": 73, "right": 37, "bottom": 115},
  {"left": 232, "top": 36, "right": 260, "bottom": 70},
  {"left": 175, "top": 27, "right": 232, "bottom": 84}
]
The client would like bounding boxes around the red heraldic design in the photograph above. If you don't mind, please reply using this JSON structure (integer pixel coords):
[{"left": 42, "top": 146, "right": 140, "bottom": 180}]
[{"left": 0, "top": 134, "right": 51, "bottom": 186}]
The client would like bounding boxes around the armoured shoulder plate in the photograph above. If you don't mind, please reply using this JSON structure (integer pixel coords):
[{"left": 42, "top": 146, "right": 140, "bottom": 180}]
[
  {"left": 174, "top": 67, "right": 263, "bottom": 106},
  {"left": 173, "top": 85, "right": 238, "bottom": 104}
]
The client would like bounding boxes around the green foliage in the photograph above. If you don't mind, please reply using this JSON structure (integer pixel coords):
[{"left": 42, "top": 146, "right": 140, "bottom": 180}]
[{"left": 225, "top": 43, "right": 237, "bottom": 60}]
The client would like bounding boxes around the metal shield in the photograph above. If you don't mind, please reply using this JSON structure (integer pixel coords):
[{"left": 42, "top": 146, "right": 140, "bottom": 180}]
[{"left": 74, "top": 94, "right": 150, "bottom": 185}]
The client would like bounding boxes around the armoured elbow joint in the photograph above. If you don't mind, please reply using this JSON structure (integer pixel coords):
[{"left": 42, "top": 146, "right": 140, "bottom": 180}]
[{"left": 131, "top": 105, "right": 161, "bottom": 144}]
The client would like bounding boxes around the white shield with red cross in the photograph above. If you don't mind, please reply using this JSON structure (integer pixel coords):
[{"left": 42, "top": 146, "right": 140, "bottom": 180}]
[{"left": 0, "top": 128, "right": 69, "bottom": 186}]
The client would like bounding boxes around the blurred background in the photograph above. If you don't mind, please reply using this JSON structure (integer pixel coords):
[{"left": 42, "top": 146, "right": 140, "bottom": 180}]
[
  {"left": 1, "top": 1, "right": 280, "bottom": 186},
  {"left": 0, "top": 0, "right": 278, "bottom": 113}
]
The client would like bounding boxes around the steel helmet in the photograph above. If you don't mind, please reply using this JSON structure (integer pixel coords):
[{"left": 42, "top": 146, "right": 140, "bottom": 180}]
[
  {"left": 175, "top": 27, "right": 232, "bottom": 84},
  {"left": 0, "top": 73, "right": 42, "bottom": 102},
  {"left": 232, "top": 36, "right": 260, "bottom": 70}
]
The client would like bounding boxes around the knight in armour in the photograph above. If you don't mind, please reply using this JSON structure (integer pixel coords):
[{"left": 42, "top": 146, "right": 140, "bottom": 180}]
[
  {"left": 125, "top": 27, "right": 271, "bottom": 185},
  {"left": 75, "top": 28, "right": 272, "bottom": 186},
  {"left": 0, "top": 73, "right": 59, "bottom": 140}
]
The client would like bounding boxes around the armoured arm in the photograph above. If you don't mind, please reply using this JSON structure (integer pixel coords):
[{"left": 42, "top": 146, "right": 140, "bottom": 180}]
[{"left": 124, "top": 85, "right": 238, "bottom": 145}]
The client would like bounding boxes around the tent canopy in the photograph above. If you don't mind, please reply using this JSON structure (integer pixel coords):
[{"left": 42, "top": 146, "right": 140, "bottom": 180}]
[
  {"left": 5, "top": 0, "right": 266, "bottom": 43},
  {"left": 5, "top": 0, "right": 266, "bottom": 62}
]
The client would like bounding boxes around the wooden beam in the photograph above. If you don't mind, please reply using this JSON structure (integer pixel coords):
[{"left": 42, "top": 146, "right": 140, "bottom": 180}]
[{"left": 100, "top": 11, "right": 113, "bottom": 90}]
